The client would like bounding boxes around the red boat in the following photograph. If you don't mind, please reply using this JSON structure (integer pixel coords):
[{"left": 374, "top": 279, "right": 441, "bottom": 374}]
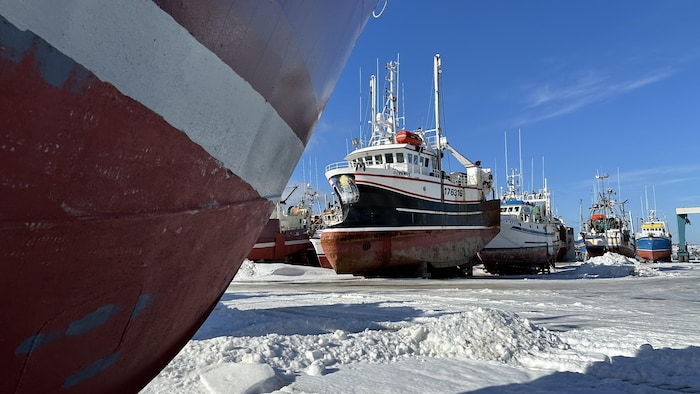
[
  {"left": 247, "top": 186, "right": 317, "bottom": 265},
  {"left": 0, "top": 1, "right": 376, "bottom": 392}
]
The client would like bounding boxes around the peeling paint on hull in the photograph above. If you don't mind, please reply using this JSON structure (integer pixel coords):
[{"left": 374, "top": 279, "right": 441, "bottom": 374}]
[
  {"left": 248, "top": 219, "right": 313, "bottom": 263},
  {"left": 322, "top": 227, "right": 500, "bottom": 275},
  {"left": 0, "top": 1, "right": 375, "bottom": 392}
]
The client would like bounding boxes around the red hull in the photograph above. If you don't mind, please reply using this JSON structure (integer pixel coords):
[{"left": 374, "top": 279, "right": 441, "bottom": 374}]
[
  {"left": 637, "top": 249, "right": 671, "bottom": 262},
  {"left": 310, "top": 236, "right": 333, "bottom": 269},
  {"left": 247, "top": 219, "right": 312, "bottom": 263},
  {"left": 1, "top": 1, "right": 375, "bottom": 392},
  {"left": 322, "top": 228, "right": 499, "bottom": 275},
  {"left": 0, "top": 38, "right": 270, "bottom": 393},
  {"left": 317, "top": 256, "right": 333, "bottom": 269}
]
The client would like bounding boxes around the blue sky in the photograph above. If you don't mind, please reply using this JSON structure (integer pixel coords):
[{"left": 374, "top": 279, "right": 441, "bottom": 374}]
[{"left": 287, "top": 0, "right": 700, "bottom": 244}]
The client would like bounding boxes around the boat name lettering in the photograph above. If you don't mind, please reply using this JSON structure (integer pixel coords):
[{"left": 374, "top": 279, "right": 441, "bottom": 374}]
[
  {"left": 443, "top": 187, "right": 464, "bottom": 197},
  {"left": 393, "top": 170, "right": 408, "bottom": 176}
]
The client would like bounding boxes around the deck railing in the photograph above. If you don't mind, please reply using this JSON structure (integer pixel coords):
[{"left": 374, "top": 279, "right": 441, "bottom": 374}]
[{"left": 325, "top": 161, "right": 350, "bottom": 173}]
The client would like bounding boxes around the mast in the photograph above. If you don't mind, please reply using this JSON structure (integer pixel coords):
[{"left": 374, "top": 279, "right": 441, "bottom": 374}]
[
  {"left": 370, "top": 74, "right": 376, "bottom": 136},
  {"left": 359, "top": 68, "right": 363, "bottom": 145},
  {"left": 504, "top": 131, "right": 508, "bottom": 191},
  {"left": 645, "top": 185, "right": 649, "bottom": 220},
  {"left": 542, "top": 156, "right": 545, "bottom": 190},
  {"left": 518, "top": 128, "right": 523, "bottom": 194},
  {"left": 396, "top": 53, "right": 402, "bottom": 129},
  {"left": 434, "top": 54, "right": 445, "bottom": 205},
  {"left": 434, "top": 54, "right": 442, "bottom": 174},
  {"left": 388, "top": 59, "right": 398, "bottom": 134},
  {"left": 595, "top": 172, "right": 609, "bottom": 216}
]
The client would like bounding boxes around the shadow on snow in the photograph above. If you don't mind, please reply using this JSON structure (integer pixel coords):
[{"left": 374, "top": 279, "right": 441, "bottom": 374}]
[
  {"left": 193, "top": 299, "right": 429, "bottom": 340},
  {"left": 465, "top": 345, "right": 700, "bottom": 393}
]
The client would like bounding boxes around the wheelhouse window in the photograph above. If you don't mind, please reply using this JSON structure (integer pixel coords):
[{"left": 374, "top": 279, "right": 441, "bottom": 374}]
[
  {"left": 385, "top": 153, "right": 394, "bottom": 163},
  {"left": 375, "top": 154, "right": 383, "bottom": 164},
  {"left": 396, "top": 153, "right": 405, "bottom": 163}
]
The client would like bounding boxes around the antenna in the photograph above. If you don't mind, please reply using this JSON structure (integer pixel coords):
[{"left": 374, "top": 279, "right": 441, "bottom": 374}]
[
  {"left": 518, "top": 129, "right": 523, "bottom": 193},
  {"left": 579, "top": 198, "right": 583, "bottom": 233},
  {"left": 542, "top": 156, "right": 545, "bottom": 190},
  {"left": 494, "top": 156, "right": 498, "bottom": 194},
  {"left": 369, "top": 74, "right": 376, "bottom": 142},
  {"left": 359, "top": 67, "right": 362, "bottom": 145},
  {"left": 645, "top": 185, "right": 649, "bottom": 218},
  {"left": 302, "top": 158, "right": 306, "bottom": 189},
  {"left": 504, "top": 131, "right": 508, "bottom": 183},
  {"left": 617, "top": 167, "right": 621, "bottom": 204},
  {"left": 397, "top": 53, "right": 402, "bottom": 129}
]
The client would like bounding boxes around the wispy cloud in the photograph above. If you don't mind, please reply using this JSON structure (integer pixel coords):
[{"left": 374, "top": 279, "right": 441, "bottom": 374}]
[
  {"left": 515, "top": 67, "right": 677, "bottom": 125},
  {"left": 570, "top": 164, "right": 700, "bottom": 192},
  {"left": 525, "top": 71, "right": 608, "bottom": 109}
]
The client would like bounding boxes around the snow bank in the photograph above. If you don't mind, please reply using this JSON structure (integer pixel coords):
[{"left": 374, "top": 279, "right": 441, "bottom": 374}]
[
  {"left": 568, "top": 252, "right": 659, "bottom": 278},
  {"left": 145, "top": 306, "right": 569, "bottom": 393},
  {"left": 233, "top": 260, "right": 354, "bottom": 282},
  {"left": 142, "top": 255, "right": 699, "bottom": 394},
  {"left": 176, "top": 307, "right": 565, "bottom": 375}
]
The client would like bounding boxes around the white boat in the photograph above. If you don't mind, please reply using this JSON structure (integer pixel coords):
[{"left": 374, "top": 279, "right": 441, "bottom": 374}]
[
  {"left": 320, "top": 54, "right": 500, "bottom": 277},
  {"left": 478, "top": 167, "right": 567, "bottom": 275},
  {"left": 581, "top": 173, "right": 636, "bottom": 259},
  {"left": 309, "top": 204, "right": 343, "bottom": 269}
]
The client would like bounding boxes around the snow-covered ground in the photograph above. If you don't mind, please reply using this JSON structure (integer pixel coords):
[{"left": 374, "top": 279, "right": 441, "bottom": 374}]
[{"left": 142, "top": 253, "right": 700, "bottom": 393}]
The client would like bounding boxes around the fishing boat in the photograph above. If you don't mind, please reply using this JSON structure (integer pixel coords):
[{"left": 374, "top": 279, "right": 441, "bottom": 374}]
[
  {"left": 556, "top": 218, "right": 576, "bottom": 261},
  {"left": 635, "top": 209, "right": 672, "bottom": 262},
  {"left": 320, "top": 55, "right": 501, "bottom": 277},
  {"left": 478, "top": 132, "right": 568, "bottom": 274},
  {"left": 574, "top": 199, "right": 587, "bottom": 261},
  {"left": 478, "top": 168, "right": 567, "bottom": 275},
  {"left": 309, "top": 205, "right": 344, "bottom": 269},
  {"left": 574, "top": 236, "right": 587, "bottom": 261},
  {"left": 0, "top": 1, "right": 376, "bottom": 392},
  {"left": 580, "top": 173, "right": 636, "bottom": 259},
  {"left": 247, "top": 185, "right": 318, "bottom": 265}
]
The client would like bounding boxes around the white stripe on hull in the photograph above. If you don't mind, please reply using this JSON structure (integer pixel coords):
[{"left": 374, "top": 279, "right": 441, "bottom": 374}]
[
  {"left": 323, "top": 225, "right": 494, "bottom": 233},
  {"left": 252, "top": 239, "right": 312, "bottom": 249},
  {"left": 352, "top": 171, "right": 484, "bottom": 204},
  {"left": 0, "top": 0, "right": 302, "bottom": 199},
  {"left": 395, "top": 207, "right": 481, "bottom": 216}
]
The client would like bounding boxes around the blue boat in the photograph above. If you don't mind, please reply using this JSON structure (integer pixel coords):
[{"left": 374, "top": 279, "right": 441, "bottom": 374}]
[{"left": 636, "top": 210, "right": 672, "bottom": 262}]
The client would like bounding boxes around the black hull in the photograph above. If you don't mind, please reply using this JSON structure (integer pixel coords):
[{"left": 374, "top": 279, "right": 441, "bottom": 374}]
[
  {"left": 324, "top": 184, "right": 501, "bottom": 275},
  {"left": 337, "top": 184, "right": 500, "bottom": 228}
]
